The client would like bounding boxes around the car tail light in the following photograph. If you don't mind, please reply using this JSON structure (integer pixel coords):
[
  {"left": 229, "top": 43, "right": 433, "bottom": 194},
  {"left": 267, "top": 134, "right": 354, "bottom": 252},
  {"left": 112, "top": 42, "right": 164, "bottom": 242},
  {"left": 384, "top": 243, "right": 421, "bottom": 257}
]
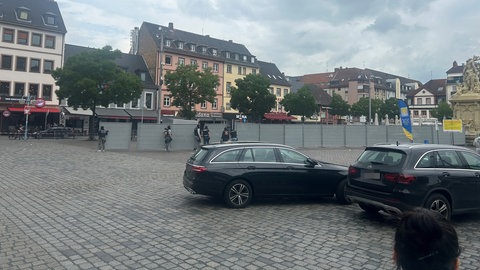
[
  {"left": 191, "top": 165, "right": 207, "bottom": 173},
  {"left": 348, "top": 166, "right": 359, "bottom": 177},
  {"left": 384, "top": 173, "right": 416, "bottom": 184}
]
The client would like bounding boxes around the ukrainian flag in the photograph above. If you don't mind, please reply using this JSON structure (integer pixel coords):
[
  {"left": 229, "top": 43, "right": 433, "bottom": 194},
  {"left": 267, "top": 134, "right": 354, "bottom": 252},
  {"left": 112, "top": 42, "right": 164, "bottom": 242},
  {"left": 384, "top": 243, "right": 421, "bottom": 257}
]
[{"left": 397, "top": 99, "right": 413, "bottom": 142}]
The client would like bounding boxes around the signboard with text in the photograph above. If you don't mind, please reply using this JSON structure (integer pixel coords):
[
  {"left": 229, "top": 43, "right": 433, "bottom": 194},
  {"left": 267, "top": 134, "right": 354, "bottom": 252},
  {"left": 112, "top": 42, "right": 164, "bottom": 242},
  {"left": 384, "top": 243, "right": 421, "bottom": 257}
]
[{"left": 443, "top": 119, "right": 463, "bottom": 132}]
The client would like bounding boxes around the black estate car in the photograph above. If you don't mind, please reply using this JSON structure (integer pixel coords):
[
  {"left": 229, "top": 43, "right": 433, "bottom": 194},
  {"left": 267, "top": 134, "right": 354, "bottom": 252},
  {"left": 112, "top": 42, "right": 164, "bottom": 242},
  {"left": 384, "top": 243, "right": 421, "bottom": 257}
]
[
  {"left": 346, "top": 143, "right": 480, "bottom": 220},
  {"left": 38, "top": 127, "right": 75, "bottom": 139},
  {"left": 183, "top": 142, "right": 350, "bottom": 208}
]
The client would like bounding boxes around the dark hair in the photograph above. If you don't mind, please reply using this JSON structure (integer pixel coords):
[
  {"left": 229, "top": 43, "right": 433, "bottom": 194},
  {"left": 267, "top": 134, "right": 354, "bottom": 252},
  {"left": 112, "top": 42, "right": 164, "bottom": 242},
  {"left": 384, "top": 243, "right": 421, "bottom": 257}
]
[{"left": 394, "top": 208, "right": 460, "bottom": 270}]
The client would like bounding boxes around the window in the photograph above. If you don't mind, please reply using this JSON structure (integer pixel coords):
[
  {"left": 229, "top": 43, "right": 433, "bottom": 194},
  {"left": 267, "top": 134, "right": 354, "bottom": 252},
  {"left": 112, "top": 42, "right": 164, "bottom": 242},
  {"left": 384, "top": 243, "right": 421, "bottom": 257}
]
[
  {"left": 145, "top": 92, "right": 153, "bottom": 109},
  {"left": 43, "top": 60, "right": 54, "bottom": 73},
  {"left": 437, "top": 150, "right": 462, "bottom": 169},
  {"left": 163, "top": 96, "right": 171, "bottom": 107},
  {"left": 226, "top": 65, "right": 232, "bottom": 73},
  {"left": 28, "top": 84, "right": 39, "bottom": 98},
  {"left": 426, "top": 98, "right": 431, "bottom": 105},
  {"left": 2, "top": 28, "right": 14, "bottom": 42},
  {"left": 42, "top": 85, "right": 52, "bottom": 101},
  {"left": 284, "top": 89, "right": 289, "bottom": 96},
  {"left": 201, "top": 102, "right": 207, "bottom": 109},
  {"left": 413, "top": 111, "right": 419, "bottom": 116},
  {"left": 247, "top": 148, "right": 276, "bottom": 162},
  {"left": 140, "top": 72, "right": 146, "bottom": 81},
  {"left": 165, "top": 40, "right": 171, "bottom": 47},
  {"left": 202, "top": 47, "right": 207, "bottom": 54},
  {"left": 226, "top": 102, "right": 231, "bottom": 110},
  {"left": 226, "top": 82, "right": 232, "bottom": 94},
  {"left": 1, "top": 55, "right": 13, "bottom": 70},
  {"left": 459, "top": 151, "right": 480, "bottom": 170},
  {"left": 235, "top": 54, "right": 239, "bottom": 60},
  {"left": 44, "top": 14, "right": 56, "bottom": 25},
  {"left": 190, "top": 44, "right": 196, "bottom": 52},
  {"left": 212, "top": 49, "right": 217, "bottom": 56},
  {"left": 251, "top": 57, "right": 255, "bottom": 63},
  {"left": 165, "top": 55, "right": 172, "bottom": 65},
  {"left": 252, "top": 69, "right": 257, "bottom": 75},
  {"left": 421, "top": 111, "right": 427, "bottom": 117},
  {"left": 0, "top": 81, "right": 10, "bottom": 96},
  {"left": 116, "top": 102, "right": 125, "bottom": 108},
  {"left": 226, "top": 52, "right": 230, "bottom": 58},
  {"left": 190, "top": 59, "right": 197, "bottom": 66},
  {"left": 14, "top": 82, "right": 25, "bottom": 96},
  {"left": 243, "top": 55, "right": 247, "bottom": 62},
  {"left": 276, "top": 88, "right": 281, "bottom": 97},
  {"left": 269, "top": 87, "right": 274, "bottom": 94},
  {"left": 202, "top": 62, "right": 208, "bottom": 69},
  {"left": 16, "top": 57, "right": 27, "bottom": 71},
  {"left": 213, "top": 63, "right": 219, "bottom": 72},
  {"left": 212, "top": 149, "right": 242, "bottom": 163},
  {"left": 243, "top": 67, "right": 246, "bottom": 75},
  {"left": 178, "top": 42, "right": 183, "bottom": 49},
  {"left": 131, "top": 98, "right": 139, "bottom": 108},
  {"left": 17, "top": 31, "right": 28, "bottom": 45},
  {"left": 17, "top": 9, "right": 30, "bottom": 21},
  {"left": 416, "top": 98, "right": 422, "bottom": 105},
  {"left": 45, "top": 35, "right": 55, "bottom": 49},
  {"left": 31, "top": 33, "right": 42, "bottom": 46},
  {"left": 278, "top": 148, "right": 307, "bottom": 164},
  {"left": 213, "top": 99, "right": 218, "bottom": 109},
  {"left": 30, "top": 58, "right": 40, "bottom": 72},
  {"left": 237, "top": 66, "right": 242, "bottom": 75},
  {"left": 178, "top": 58, "right": 185, "bottom": 66}
]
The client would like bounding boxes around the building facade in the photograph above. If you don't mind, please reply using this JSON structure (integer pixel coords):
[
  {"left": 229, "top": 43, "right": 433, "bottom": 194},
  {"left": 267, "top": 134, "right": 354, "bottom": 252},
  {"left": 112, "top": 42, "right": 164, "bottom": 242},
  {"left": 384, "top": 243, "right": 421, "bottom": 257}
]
[
  {"left": 0, "top": 0, "right": 66, "bottom": 134},
  {"left": 406, "top": 79, "right": 447, "bottom": 125}
]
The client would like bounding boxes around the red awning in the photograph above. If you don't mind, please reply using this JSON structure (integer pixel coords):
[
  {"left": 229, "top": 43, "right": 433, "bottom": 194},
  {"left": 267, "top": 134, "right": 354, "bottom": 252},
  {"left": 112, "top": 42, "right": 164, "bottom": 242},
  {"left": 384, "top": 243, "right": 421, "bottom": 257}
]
[
  {"left": 161, "top": 109, "right": 176, "bottom": 116},
  {"left": 9, "top": 107, "right": 60, "bottom": 113},
  {"left": 264, "top": 112, "right": 296, "bottom": 120}
]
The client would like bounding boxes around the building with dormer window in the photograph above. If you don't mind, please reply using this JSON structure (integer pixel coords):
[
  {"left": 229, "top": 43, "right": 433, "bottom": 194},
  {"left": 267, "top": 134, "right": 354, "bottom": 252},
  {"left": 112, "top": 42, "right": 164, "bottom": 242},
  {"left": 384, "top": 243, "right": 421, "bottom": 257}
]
[
  {"left": 0, "top": 0, "right": 66, "bottom": 133},
  {"left": 406, "top": 79, "right": 446, "bottom": 125}
]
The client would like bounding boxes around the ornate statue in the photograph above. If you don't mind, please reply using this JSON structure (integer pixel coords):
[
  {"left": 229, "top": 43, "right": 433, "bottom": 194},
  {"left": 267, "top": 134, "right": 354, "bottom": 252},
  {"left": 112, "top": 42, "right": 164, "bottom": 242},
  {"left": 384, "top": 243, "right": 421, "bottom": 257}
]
[{"left": 456, "top": 55, "right": 480, "bottom": 95}]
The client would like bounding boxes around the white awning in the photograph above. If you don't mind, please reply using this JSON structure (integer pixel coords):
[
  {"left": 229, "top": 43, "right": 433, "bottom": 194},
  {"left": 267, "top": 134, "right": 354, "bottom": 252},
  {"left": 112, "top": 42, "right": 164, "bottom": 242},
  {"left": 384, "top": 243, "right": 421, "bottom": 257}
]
[{"left": 64, "top": 107, "right": 93, "bottom": 116}]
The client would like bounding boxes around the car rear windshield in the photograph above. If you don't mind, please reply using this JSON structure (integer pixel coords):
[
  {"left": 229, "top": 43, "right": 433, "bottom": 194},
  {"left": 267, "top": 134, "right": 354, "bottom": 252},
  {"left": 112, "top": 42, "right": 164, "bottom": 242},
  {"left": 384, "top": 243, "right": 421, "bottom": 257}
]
[
  {"left": 357, "top": 148, "right": 406, "bottom": 166},
  {"left": 189, "top": 148, "right": 210, "bottom": 165}
]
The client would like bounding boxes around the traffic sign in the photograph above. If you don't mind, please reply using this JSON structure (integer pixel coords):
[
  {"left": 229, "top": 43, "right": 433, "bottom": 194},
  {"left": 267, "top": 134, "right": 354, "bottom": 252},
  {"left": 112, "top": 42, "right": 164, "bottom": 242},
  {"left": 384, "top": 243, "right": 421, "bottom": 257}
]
[
  {"left": 35, "top": 98, "right": 45, "bottom": 108},
  {"left": 24, "top": 106, "right": 31, "bottom": 115},
  {"left": 2, "top": 110, "right": 11, "bottom": 117}
]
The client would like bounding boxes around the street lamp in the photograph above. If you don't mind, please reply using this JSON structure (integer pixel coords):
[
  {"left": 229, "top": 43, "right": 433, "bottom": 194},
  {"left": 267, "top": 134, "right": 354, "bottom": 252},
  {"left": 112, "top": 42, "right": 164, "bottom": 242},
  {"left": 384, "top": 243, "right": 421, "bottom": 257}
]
[{"left": 156, "top": 27, "right": 165, "bottom": 124}]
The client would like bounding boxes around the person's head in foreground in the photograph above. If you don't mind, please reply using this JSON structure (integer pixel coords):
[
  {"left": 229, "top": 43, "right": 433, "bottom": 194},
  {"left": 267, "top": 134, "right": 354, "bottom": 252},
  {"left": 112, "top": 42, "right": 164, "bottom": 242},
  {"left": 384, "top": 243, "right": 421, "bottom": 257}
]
[{"left": 394, "top": 207, "right": 461, "bottom": 270}]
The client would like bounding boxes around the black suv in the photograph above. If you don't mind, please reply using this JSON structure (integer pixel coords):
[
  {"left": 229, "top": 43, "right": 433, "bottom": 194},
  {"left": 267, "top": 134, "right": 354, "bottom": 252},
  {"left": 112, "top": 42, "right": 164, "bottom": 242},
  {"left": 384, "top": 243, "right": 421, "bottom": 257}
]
[
  {"left": 183, "top": 142, "right": 350, "bottom": 208},
  {"left": 346, "top": 143, "right": 480, "bottom": 220}
]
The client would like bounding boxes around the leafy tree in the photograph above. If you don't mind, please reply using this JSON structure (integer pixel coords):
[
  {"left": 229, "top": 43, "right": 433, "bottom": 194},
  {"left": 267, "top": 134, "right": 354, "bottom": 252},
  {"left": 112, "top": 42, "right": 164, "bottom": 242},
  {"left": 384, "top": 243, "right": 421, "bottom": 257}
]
[
  {"left": 379, "top": 97, "right": 399, "bottom": 121},
  {"left": 230, "top": 74, "right": 276, "bottom": 122},
  {"left": 280, "top": 86, "right": 317, "bottom": 122},
  {"left": 52, "top": 45, "right": 143, "bottom": 139},
  {"left": 164, "top": 64, "right": 219, "bottom": 119},
  {"left": 329, "top": 93, "right": 350, "bottom": 117},
  {"left": 430, "top": 101, "right": 453, "bottom": 120},
  {"left": 350, "top": 97, "right": 383, "bottom": 123}
]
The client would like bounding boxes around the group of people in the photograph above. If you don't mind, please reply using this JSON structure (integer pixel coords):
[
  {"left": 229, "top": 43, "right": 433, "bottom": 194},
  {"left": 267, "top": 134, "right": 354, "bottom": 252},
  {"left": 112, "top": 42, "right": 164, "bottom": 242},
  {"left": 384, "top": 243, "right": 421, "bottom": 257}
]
[{"left": 193, "top": 125, "right": 238, "bottom": 150}]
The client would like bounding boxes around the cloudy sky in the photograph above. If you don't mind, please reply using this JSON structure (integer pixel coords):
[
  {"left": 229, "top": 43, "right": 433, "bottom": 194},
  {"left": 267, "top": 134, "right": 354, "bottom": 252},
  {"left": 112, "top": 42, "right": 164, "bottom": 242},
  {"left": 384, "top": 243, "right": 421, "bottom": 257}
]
[{"left": 56, "top": 0, "right": 480, "bottom": 83}]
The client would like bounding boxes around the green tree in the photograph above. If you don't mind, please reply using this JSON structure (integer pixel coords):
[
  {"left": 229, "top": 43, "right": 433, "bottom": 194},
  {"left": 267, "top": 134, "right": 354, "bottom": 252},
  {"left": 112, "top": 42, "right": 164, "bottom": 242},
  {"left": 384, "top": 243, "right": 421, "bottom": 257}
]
[
  {"left": 230, "top": 74, "right": 276, "bottom": 122},
  {"left": 430, "top": 101, "right": 453, "bottom": 120},
  {"left": 280, "top": 86, "right": 317, "bottom": 122},
  {"left": 329, "top": 93, "right": 350, "bottom": 117},
  {"left": 379, "top": 97, "right": 399, "bottom": 121},
  {"left": 164, "top": 64, "right": 219, "bottom": 119},
  {"left": 350, "top": 97, "right": 383, "bottom": 123},
  {"left": 52, "top": 45, "right": 143, "bottom": 140}
]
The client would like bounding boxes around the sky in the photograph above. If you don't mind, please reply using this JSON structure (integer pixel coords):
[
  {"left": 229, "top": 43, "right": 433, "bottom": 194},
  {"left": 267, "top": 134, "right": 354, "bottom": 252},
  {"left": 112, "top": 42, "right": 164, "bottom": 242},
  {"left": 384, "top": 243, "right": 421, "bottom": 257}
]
[{"left": 56, "top": 0, "right": 480, "bottom": 83}]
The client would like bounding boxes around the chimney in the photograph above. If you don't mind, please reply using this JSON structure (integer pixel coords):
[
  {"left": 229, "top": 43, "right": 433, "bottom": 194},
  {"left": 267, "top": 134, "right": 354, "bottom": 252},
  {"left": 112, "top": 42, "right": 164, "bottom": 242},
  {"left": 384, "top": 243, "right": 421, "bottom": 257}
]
[
  {"left": 228, "top": 40, "right": 233, "bottom": 43},
  {"left": 168, "top": 22, "right": 174, "bottom": 30},
  {"left": 453, "top": 60, "right": 458, "bottom": 67}
]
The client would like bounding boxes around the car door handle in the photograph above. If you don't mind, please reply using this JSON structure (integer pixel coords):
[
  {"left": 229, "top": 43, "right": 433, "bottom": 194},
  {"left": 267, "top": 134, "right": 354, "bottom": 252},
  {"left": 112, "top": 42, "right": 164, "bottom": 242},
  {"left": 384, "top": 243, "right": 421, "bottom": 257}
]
[
  {"left": 247, "top": 166, "right": 256, "bottom": 170},
  {"left": 442, "top": 172, "right": 450, "bottom": 177},
  {"left": 286, "top": 166, "right": 294, "bottom": 170},
  {"left": 474, "top": 172, "right": 480, "bottom": 178}
]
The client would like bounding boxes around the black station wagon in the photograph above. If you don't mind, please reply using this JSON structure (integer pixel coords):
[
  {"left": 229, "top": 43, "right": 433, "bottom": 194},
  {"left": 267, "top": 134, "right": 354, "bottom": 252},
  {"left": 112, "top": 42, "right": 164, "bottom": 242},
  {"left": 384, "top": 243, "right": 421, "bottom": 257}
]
[
  {"left": 346, "top": 143, "right": 480, "bottom": 220},
  {"left": 183, "top": 142, "right": 350, "bottom": 208}
]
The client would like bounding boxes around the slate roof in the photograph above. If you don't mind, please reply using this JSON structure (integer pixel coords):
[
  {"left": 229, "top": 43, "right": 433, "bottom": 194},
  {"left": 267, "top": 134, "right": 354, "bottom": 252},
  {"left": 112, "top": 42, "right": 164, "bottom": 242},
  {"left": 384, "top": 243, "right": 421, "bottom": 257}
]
[
  {"left": 304, "top": 84, "right": 332, "bottom": 106},
  {"left": 64, "top": 44, "right": 156, "bottom": 88},
  {"left": 142, "top": 21, "right": 257, "bottom": 67},
  {"left": 446, "top": 62, "right": 464, "bottom": 74},
  {"left": 285, "top": 76, "right": 305, "bottom": 93},
  {"left": 257, "top": 61, "right": 290, "bottom": 87},
  {"left": 406, "top": 79, "right": 446, "bottom": 98},
  {"left": 0, "top": 0, "right": 67, "bottom": 34}
]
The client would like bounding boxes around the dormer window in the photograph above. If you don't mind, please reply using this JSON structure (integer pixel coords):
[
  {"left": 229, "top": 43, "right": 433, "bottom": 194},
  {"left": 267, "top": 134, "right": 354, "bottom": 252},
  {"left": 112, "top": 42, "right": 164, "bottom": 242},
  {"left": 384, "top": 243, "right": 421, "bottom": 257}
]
[
  {"left": 190, "top": 44, "right": 196, "bottom": 52},
  {"left": 234, "top": 54, "right": 239, "bottom": 60},
  {"left": 251, "top": 57, "right": 255, "bottom": 63},
  {"left": 16, "top": 8, "right": 31, "bottom": 21},
  {"left": 243, "top": 55, "right": 247, "bottom": 62},
  {"left": 140, "top": 72, "right": 146, "bottom": 81},
  {"left": 165, "top": 40, "right": 171, "bottom": 47},
  {"left": 178, "top": 42, "right": 183, "bottom": 49},
  {"left": 202, "top": 47, "right": 207, "bottom": 54},
  {"left": 43, "top": 13, "right": 57, "bottom": 26},
  {"left": 225, "top": 52, "right": 230, "bottom": 58},
  {"left": 212, "top": 49, "right": 217, "bottom": 56}
]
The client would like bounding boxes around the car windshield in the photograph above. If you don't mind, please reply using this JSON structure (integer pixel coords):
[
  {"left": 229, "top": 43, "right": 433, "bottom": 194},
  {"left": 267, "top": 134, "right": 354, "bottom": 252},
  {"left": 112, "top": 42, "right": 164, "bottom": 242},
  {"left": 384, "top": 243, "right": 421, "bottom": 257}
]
[{"left": 357, "top": 149, "right": 405, "bottom": 166}]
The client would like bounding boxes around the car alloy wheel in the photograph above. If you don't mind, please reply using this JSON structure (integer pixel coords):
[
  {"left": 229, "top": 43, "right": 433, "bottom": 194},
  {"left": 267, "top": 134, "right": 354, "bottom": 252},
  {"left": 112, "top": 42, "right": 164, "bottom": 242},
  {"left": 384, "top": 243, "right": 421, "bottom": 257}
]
[
  {"left": 224, "top": 180, "right": 252, "bottom": 208},
  {"left": 425, "top": 194, "right": 451, "bottom": 220}
]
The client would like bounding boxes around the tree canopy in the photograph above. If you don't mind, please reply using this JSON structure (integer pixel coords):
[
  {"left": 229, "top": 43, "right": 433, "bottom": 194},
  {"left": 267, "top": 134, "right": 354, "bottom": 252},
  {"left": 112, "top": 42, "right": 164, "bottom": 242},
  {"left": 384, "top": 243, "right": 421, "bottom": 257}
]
[
  {"left": 350, "top": 97, "right": 383, "bottom": 121},
  {"left": 378, "top": 97, "right": 399, "bottom": 120},
  {"left": 52, "top": 45, "right": 143, "bottom": 139},
  {"left": 329, "top": 93, "right": 350, "bottom": 117},
  {"left": 430, "top": 101, "right": 453, "bottom": 120},
  {"left": 280, "top": 86, "right": 317, "bottom": 121},
  {"left": 230, "top": 74, "right": 276, "bottom": 122},
  {"left": 164, "top": 64, "right": 219, "bottom": 119}
]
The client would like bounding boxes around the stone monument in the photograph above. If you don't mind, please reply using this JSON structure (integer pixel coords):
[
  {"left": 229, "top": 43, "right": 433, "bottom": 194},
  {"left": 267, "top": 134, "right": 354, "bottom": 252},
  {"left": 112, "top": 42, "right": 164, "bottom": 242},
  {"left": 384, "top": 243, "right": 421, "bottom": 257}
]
[{"left": 450, "top": 55, "right": 480, "bottom": 142}]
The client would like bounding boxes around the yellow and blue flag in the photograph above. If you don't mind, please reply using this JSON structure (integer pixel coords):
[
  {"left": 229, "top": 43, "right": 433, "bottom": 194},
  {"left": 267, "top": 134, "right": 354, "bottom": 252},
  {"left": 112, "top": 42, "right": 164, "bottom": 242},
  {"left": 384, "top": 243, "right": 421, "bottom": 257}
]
[{"left": 397, "top": 99, "right": 413, "bottom": 142}]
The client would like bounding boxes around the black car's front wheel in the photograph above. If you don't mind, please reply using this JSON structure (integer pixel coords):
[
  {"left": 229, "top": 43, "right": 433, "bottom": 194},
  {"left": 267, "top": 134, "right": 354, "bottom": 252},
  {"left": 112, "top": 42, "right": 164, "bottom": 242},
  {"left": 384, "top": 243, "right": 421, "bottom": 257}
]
[
  {"left": 224, "top": 179, "right": 252, "bottom": 208},
  {"left": 425, "top": 194, "right": 451, "bottom": 220},
  {"left": 335, "top": 179, "right": 351, "bottom": 204}
]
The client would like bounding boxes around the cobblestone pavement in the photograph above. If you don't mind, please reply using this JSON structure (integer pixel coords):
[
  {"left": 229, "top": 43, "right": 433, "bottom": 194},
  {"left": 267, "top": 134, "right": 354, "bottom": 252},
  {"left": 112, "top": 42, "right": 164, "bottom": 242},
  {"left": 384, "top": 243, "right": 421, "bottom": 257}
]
[{"left": 1, "top": 137, "right": 479, "bottom": 269}]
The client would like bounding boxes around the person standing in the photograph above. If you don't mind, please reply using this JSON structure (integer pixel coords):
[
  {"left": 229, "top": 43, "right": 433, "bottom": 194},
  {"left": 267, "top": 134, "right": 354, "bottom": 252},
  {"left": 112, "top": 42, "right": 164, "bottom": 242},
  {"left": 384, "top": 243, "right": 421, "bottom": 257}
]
[
  {"left": 473, "top": 134, "right": 480, "bottom": 154},
  {"left": 164, "top": 125, "right": 173, "bottom": 151},
  {"left": 230, "top": 129, "right": 238, "bottom": 142},
  {"left": 202, "top": 125, "right": 210, "bottom": 145},
  {"left": 98, "top": 126, "right": 109, "bottom": 152},
  {"left": 221, "top": 127, "right": 230, "bottom": 143},
  {"left": 193, "top": 124, "right": 201, "bottom": 150}
]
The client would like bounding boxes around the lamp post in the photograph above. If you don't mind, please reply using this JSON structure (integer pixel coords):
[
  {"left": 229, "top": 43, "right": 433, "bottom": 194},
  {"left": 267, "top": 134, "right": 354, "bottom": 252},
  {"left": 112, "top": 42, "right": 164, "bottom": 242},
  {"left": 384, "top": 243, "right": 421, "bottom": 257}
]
[
  {"left": 156, "top": 27, "right": 164, "bottom": 124},
  {"left": 23, "top": 95, "right": 32, "bottom": 140}
]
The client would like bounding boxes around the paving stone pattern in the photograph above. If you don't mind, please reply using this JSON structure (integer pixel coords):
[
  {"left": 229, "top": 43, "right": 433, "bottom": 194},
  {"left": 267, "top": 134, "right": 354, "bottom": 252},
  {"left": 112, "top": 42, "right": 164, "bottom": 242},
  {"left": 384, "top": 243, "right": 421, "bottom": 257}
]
[{"left": 1, "top": 137, "right": 479, "bottom": 269}]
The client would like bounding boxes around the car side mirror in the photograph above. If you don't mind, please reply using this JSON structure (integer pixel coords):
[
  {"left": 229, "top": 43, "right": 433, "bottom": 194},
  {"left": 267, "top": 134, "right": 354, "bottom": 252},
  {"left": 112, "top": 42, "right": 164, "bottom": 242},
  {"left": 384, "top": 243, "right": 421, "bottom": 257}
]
[{"left": 306, "top": 158, "right": 318, "bottom": 167}]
